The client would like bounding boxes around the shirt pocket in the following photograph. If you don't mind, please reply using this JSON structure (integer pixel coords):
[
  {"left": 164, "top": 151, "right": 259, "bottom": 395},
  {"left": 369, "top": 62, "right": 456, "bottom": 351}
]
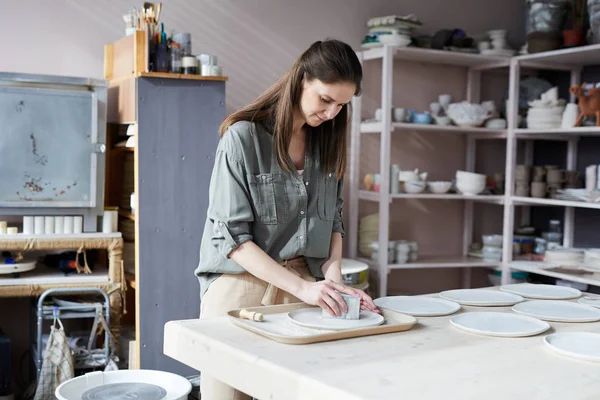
[
  {"left": 247, "top": 173, "right": 289, "bottom": 225},
  {"left": 317, "top": 172, "right": 338, "bottom": 221}
]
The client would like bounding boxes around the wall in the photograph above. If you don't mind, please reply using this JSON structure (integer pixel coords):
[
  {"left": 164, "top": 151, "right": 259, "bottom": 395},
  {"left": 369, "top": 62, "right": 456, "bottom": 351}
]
[{"left": 0, "top": 0, "right": 527, "bottom": 386}]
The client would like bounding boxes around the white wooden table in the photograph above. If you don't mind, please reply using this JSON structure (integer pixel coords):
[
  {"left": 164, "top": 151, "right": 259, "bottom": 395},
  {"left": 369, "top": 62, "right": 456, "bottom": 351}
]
[{"left": 164, "top": 294, "right": 600, "bottom": 400}]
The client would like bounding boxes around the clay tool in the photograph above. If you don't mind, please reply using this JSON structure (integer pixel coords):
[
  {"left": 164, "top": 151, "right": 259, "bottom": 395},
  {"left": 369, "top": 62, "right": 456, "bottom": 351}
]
[{"left": 239, "top": 309, "right": 264, "bottom": 322}]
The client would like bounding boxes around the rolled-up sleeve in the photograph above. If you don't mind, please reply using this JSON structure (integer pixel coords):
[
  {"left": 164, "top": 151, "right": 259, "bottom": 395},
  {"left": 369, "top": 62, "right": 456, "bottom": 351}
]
[
  {"left": 207, "top": 149, "right": 254, "bottom": 258},
  {"left": 332, "top": 178, "right": 345, "bottom": 237}
]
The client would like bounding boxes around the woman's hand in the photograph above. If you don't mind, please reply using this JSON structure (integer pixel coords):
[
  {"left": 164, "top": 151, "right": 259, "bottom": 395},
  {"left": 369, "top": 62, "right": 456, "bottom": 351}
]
[{"left": 297, "top": 279, "right": 380, "bottom": 316}]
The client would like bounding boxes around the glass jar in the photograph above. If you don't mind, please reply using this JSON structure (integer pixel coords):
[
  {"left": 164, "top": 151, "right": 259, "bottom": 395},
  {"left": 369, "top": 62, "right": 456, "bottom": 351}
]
[
  {"left": 170, "top": 42, "right": 182, "bottom": 73},
  {"left": 525, "top": 0, "right": 569, "bottom": 35},
  {"left": 521, "top": 238, "right": 534, "bottom": 254},
  {"left": 549, "top": 219, "right": 562, "bottom": 234}
]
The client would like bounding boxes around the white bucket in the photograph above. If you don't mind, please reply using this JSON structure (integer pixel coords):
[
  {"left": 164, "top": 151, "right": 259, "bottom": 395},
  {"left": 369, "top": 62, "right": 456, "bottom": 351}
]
[
  {"left": 341, "top": 258, "right": 369, "bottom": 290},
  {"left": 55, "top": 369, "right": 192, "bottom": 400}
]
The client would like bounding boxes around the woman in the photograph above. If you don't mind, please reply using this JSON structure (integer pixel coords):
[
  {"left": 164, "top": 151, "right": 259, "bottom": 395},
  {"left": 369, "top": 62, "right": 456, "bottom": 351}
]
[{"left": 196, "top": 38, "right": 379, "bottom": 399}]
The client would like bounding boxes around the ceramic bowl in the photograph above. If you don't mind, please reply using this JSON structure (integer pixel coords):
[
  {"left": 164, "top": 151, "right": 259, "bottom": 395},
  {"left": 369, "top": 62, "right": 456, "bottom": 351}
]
[
  {"left": 427, "top": 181, "right": 452, "bottom": 194},
  {"left": 433, "top": 116, "right": 452, "bottom": 126},
  {"left": 378, "top": 32, "right": 412, "bottom": 47},
  {"left": 485, "top": 118, "right": 507, "bottom": 129},
  {"left": 404, "top": 181, "right": 426, "bottom": 194},
  {"left": 482, "top": 234, "right": 503, "bottom": 247},
  {"left": 456, "top": 170, "right": 487, "bottom": 184},
  {"left": 456, "top": 180, "right": 486, "bottom": 195},
  {"left": 412, "top": 112, "right": 432, "bottom": 124}
]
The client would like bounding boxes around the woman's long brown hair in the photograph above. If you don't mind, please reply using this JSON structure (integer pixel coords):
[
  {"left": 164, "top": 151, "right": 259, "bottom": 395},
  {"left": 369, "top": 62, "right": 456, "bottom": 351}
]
[{"left": 219, "top": 39, "right": 362, "bottom": 179}]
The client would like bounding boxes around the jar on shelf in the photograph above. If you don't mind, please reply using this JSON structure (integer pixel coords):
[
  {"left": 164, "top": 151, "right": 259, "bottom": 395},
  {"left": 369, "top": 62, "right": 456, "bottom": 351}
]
[
  {"left": 549, "top": 219, "right": 562, "bottom": 234},
  {"left": 170, "top": 42, "right": 182, "bottom": 73},
  {"left": 512, "top": 238, "right": 521, "bottom": 256},
  {"left": 521, "top": 238, "right": 534, "bottom": 255}
]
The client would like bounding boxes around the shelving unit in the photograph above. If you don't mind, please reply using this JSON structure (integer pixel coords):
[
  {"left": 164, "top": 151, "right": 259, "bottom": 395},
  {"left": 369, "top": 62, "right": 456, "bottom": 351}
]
[
  {"left": 350, "top": 44, "right": 600, "bottom": 298},
  {"left": 501, "top": 44, "right": 600, "bottom": 287},
  {"left": 349, "top": 46, "right": 511, "bottom": 298},
  {"left": 104, "top": 34, "right": 226, "bottom": 373}
]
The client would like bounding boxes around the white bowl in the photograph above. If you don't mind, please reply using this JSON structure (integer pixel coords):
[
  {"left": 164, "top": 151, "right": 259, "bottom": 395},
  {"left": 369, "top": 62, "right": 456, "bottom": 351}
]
[
  {"left": 482, "top": 234, "right": 503, "bottom": 247},
  {"left": 378, "top": 33, "right": 411, "bottom": 47},
  {"left": 428, "top": 181, "right": 452, "bottom": 194},
  {"left": 456, "top": 180, "right": 486, "bottom": 195},
  {"left": 456, "top": 170, "right": 487, "bottom": 183},
  {"left": 404, "top": 181, "right": 426, "bottom": 194}
]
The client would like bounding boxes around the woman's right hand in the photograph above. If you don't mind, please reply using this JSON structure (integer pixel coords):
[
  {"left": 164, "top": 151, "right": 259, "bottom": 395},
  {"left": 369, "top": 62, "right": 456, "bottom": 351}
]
[{"left": 297, "top": 279, "right": 364, "bottom": 316}]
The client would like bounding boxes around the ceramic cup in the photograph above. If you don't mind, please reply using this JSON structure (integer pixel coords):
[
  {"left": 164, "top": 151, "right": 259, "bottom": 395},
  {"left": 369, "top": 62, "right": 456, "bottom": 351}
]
[
  {"left": 532, "top": 166, "right": 546, "bottom": 182},
  {"left": 438, "top": 94, "right": 452, "bottom": 110},
  {"left": 547, "top": 169, "right": 566, "bottom": 183},
  {"left": 430, "top": 102, "right": 442, "bottom": 116},
  {"left": 515, "top": 165, "right": 531, "bottom": 181},
  {"left": 531, "top": 181, "right": 547, "bottom": 198},
  {"left": 561, "top": 103, "right": 579, "bottom": 128},
  {"left": 547, "top": 183, "right": 562, "bottom": 198},
  {"left": 393, "top": 108, "right": 406, "bottom": 122},
  {"left": 515, "top": 182, "right": 529, "bottom": 197},
  {"left": 375, "top": 108, "right": 383, "bottom": 121},
  {"left": 478, "top": 41, "right": 491, "bottom": 52}
]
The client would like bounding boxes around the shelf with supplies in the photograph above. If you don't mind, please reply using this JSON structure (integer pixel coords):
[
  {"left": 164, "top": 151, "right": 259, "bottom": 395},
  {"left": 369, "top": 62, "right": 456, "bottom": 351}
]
[
  {"left": 350, "top": 43, "right": 600, "bottom": 298},
  {"left": 509, "top": 261, "right": 600, "bottom": 287},
  {"left": 360, "top": 120, "right": 507, "bottom": 138},
  {"left": 358, "top": 255, "right": 499, "bottom": 270},
  {"left": 359, "top": 190, "right": 505, "bottom": 204}
]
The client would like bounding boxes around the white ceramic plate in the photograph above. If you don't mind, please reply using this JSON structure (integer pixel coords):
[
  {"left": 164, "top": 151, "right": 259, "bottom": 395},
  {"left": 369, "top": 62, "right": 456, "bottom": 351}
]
[
  {"left": 578, "top": 297, "right": 600, "bottom": 308},
  {"left": 288, "top": 308, "right": 384, "bottom": 331},
  {"left": 0, "top": 260, "right": 36, "bottom": 275},
  {"left": 450, "top": 312, "right": 550, "bottom": 337},
  {"left": 501, "top": 283, "right": 581, "bottom": 300},
  {"left": 512, "top": 300, "right": 600, "bottom": 322},
  {"left": 374, "top": 296, "right": 460, "bottom": 316},
  {"left": 439, "top": 289, "right": 524, "bottom": 306},
  {"left": 544, "top": 332, "right": 600, "bottom": 362}
]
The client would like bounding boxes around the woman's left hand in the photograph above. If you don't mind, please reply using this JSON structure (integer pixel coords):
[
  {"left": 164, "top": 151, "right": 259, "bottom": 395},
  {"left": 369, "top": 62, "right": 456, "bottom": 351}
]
[
  {"left": 351, "top": 288, "right": 380, "bottom": 314},
  {"left": 329, "top": 281, "right": 380, "bottom": 314}
]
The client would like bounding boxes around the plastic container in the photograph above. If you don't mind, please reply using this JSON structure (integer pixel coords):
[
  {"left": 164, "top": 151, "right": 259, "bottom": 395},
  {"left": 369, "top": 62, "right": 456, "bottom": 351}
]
[
  {"left": 482, "top": 246, "right": 502, "bottom": 262},
  {"left": 482, "top": 234, "right": 503, "bottom": 247}
]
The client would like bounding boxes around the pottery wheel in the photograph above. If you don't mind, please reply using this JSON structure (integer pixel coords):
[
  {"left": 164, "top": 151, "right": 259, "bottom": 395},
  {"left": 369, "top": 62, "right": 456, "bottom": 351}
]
[
  {"left": 288, "top": 308, "right": 384, "bottom": 331},
  {"left": 81, "top": 382, "right": 166, "bottom": 400}
]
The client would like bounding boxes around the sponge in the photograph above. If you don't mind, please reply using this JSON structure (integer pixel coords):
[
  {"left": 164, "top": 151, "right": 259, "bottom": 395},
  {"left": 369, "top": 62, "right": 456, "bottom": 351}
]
[{"left": 322, "top": 293, "right": 361, "bottom": 320}]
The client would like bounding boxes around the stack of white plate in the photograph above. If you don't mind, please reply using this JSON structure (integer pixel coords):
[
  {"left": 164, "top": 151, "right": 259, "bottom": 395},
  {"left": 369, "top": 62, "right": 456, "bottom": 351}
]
[
  {"left": 526, "top": 87, "right": 566, "bottom": 129},
  {"left": 583, "top": 249, "right": 600, "bottom": 272},
  {"left": 359, "top": 213, "right": 379, "bottom": 257},
  {"left": 526, "top": 105, "right": 565, "bottom": 129},
  {"left": 544, "top": 248, "right": 584, "bottom": 265}
]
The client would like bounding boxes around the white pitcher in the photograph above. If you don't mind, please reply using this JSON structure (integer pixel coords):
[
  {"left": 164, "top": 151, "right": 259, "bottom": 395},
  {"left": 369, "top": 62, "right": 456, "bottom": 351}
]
[{"left": 561, "top": 103, "right": 579, "bottom": 128}]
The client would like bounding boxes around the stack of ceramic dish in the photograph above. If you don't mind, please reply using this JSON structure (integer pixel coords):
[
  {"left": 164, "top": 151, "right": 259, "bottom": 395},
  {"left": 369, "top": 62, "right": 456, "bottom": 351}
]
[
  {"left": 526, "top": 87, "right": 567, "bottom": 129},
  {"left": 482, "top": 234, "right": 502, "bottom": 262},
  {"left": 544, "top": 248, "right": 584, "bottom": 265},
  {"left": 478, "top": 30, "right": 516, "bottom": 57},
  {"left": 446, "top": 101, "right": 490, "bottom": 127},
  {"left": 359, "top": 213, "right": 379, "bottom": 257},
  {"left": 583, "top": 249, "right": 600, "bottom": 272},
  {"left": 456, "top": 170, "right": 487, "bottom": 195},
  {"left": 361, "top": 14, "right": 422, "bottom": 48}
]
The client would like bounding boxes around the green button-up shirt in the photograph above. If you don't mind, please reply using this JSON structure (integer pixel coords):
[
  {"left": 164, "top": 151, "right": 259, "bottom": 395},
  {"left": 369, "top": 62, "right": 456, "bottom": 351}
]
[{"left": 196, "top": 120, "right": 345, "bottom": 298}]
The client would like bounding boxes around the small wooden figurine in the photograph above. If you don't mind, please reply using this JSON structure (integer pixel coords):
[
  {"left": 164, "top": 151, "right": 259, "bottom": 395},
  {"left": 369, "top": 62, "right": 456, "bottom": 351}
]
[{"left": 569, "top": 82, "right": 600, "bottom": 126}]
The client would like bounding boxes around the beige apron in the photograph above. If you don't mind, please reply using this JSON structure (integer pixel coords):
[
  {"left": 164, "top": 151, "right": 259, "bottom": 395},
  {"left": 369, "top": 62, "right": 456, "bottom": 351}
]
[{"left": 199, "top": 257, "right": 315, "bottom": 400}]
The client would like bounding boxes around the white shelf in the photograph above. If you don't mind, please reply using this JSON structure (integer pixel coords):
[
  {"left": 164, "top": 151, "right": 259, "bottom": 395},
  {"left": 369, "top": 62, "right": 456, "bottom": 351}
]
[
  {"left": 0, "top": 266, "right": 109, "bottom": 286},
  {"left": 512, "top": 196, "right": 600, "bottom": 210},
  {"left": 515, "top": 127, "right": 600, "bottom": 137},
  {"left": 361, "top": 46, "right": 510, "bottom": 68},
  {"left": 359, "top": 255, "right": 499, "bottom": 269},
  {"left": 515, "top": 43, "right": 600, "bottom": 67},
  {"left": 509, "top": 261, "right": 600, "bottom": 287},
  {"left": 360, "top": 190, "right": 504, "bottom": 204},
  {"left": 360, "top": 121, "right": 506, "bottom": 138},
  {"left": 0, "top": 232, "right": 122, "bottom": 240}
]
